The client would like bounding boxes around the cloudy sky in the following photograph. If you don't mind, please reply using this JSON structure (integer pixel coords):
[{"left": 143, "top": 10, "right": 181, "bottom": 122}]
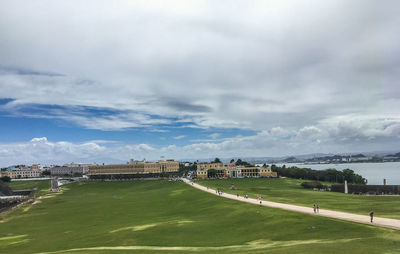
[{"left": 0, "top": 0, "right": 399, "bottom": 166}]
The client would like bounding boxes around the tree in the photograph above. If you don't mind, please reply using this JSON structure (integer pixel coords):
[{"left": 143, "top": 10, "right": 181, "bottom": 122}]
[
  {"left": 0, "top": 181, "right": 13, "bottom": 195},
  {"left": 207, "top": 169, "right": 217, "bottom": 178},
  {"left": 230, "top": 159, "right": 235, "bottom": 163},
  {"left": 236, "top": 159, "right": 243, "bottom": 165},
  {"left": 42, "top": 170, "right": 51, "bottom": 176},
  {"left": 290, "top": 168, "right": 308, "bottom": 179},
  {"left": 0, "top": 176, "right": 11, "bottom": 182},
  {"left": 213, "top": 158, "right": 221, "bottom": 163}
]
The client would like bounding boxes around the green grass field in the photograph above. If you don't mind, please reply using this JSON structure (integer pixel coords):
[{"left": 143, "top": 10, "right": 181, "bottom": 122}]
[
  {"left": 196, "top": 178, "right": 400, "bottom": 220},
  {"left": 8, "top": 180, "right": 51, "bottom": 196},
  {"left": 0, "top": 180, "right": 399, "bottom": 254}
]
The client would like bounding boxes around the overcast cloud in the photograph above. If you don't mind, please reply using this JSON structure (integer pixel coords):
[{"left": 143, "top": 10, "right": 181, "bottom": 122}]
[{"left": 0, "top": 0, "right": 399, "bottom": 165}]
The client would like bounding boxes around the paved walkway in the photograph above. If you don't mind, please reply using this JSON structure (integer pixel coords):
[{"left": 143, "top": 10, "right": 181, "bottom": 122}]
[{"left": 182, "top": 178, "right": 400, "bottom": 230}]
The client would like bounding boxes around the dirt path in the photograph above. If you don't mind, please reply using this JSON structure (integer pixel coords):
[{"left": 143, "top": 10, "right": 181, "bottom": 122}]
[{"left": 182, "top": 178, "right": 400, "bottom": 230}]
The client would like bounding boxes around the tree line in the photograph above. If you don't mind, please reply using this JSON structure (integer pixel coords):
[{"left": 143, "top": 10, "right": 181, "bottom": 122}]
[{"left": 271, "top": 165, "right": 366, "bottom": 184}]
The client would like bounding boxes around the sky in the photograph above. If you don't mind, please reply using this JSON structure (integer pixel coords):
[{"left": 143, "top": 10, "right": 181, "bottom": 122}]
[{"left": 0, "top": 0, "right": 399, "bottom": 166}]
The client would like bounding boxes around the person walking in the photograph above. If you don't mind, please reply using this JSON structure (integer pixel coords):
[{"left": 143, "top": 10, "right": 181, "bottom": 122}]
[
  {"left": 316, "top": 204, "right": 319, "bottom": 213},
  {"left": 313, "top": 204, "right": 316, "bottom": 213},
  {"left": 370, "top": 211, "right": 374, "bottom": 223}
]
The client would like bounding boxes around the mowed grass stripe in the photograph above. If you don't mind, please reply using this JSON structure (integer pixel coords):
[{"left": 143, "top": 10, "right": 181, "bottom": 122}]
[{"left": 33, "top": 238, "right": 362, "bottom": 254}]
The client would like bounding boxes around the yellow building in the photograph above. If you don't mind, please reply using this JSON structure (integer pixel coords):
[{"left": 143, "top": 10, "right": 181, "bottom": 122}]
[
  {"left": 238, "top": 167, "right": 259, "bottom": 177},
  {"left": 89, "top": 160, "right": 179, "bottom": 176},
  {"left": 260, "top": 167, "right": 277, "bottom": 177},
  {"left": 196, "top": 163, "right": 277, "bottom": 179},
  {"left": 1, "top": 169, "right": 41, "bottom": 179},
  {"left": 196, "top": 169, "right": 208, "bottom": 179},
  {"left": 0, "top": 171, "right": 11, "bottom": 178},
  {"left": 197, "top": 163, "right": 223, "bottom": 170}
]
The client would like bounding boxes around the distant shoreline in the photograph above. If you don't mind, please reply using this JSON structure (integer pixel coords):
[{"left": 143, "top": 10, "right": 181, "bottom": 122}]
[{"left": 278, "top": 161, "right": 400, "bottom": 165}]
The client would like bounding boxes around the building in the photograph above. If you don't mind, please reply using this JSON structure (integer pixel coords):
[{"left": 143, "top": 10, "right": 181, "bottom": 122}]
[
  {"left": 197, "top": 162, "right": 224, "bottom": 170},
  {"left": 1, "top": 168, "right": 41, "bottom": 179},
  {"left": 1, "top": 164, "right": 43, "bottom": 179},
  {"left": 63, "top": 162, "right": 97, "bottom": 167},
  {"left": 14, "top": 169, "right": 42, "bottom": 178},
  {"left": 88, "top": 160, "right": 179, "bottom": 176},
  {"left": 31, "top": 164, "right": 41, "bottom": 170},
  {"left": 196, "top": 163, "right": 224, "bottom": 179},
  {"left": 196, "top": 163, "right": 277, "bottom": 179},
  {"left": 50, "top": 166, "right": 89, "bottom": 176}
]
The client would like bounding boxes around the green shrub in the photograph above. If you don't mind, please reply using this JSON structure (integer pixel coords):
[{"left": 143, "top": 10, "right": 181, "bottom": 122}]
[
  {"left": 0, "top": 176, "right": 11, "bottom": 182},
  {"left": 0, "top": 181, "right": 13, "bottom": 195},
  {"left": 301, "top": 181, "right": 325, "bottom": 189}
]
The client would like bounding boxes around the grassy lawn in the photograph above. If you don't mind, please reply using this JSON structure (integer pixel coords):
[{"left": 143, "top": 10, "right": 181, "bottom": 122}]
[
  {"left": 196, "top": 178, "right": 400, "bottom": 220},
  {"left": 0, "top": 180, "right": 399, "bottom": 253},
  {"left": 7, "top": 180, "right": 51, "bottom": 197}
]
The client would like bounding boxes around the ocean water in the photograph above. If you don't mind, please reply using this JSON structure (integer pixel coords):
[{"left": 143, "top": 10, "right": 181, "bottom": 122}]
[{"left": 274, "top": 162, "right": 400, "bottom": 185}]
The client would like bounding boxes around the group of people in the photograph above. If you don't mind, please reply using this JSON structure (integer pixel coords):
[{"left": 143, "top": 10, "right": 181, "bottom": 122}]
[
  {"left": 236, "top": 193, "right": 249, "bottom": 199},
  {"left": 257, "top": 195, "right": 263, "bottom": 204},
  {"left": 313, "top": 204, "right": 320, "bottom": 213}
]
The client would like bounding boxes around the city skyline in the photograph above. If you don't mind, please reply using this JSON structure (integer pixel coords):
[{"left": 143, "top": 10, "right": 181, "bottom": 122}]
[{"left": 0, "top": 0, "right": 399, "bottom": 166}]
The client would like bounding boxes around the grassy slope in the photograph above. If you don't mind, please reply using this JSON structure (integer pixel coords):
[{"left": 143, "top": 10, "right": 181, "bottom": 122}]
[
  {"left": 196, "top": 178, "right": 400, "bottom": 219},
  {"left": 0, "top": 180, "right": 398, "bottom": 254},
  {"left": 7, "top": 180, "right": 51, "bottom": 197}
]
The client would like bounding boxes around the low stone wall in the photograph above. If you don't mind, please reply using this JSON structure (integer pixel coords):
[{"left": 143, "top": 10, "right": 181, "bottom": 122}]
[
  {"left": 0, "top": 189, "right": 36, "bottom": 212},
  {"left": 0, "top": 196, "right": 29, "bottom": 212},
  {"left": 12, "top": 189, "right": 36, "bottom": 197},
  {"left": 331, "top": 184, "right": 400, "bottom": 194}
]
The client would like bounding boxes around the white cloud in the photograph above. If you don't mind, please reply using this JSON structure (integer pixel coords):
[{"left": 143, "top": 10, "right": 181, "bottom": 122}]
[
  {"left": 173, "top": 135, "right": 186, "bottom": 140},
  {"left": 30, "top": 137, "right": 48, "bottom": 142},
  {"left": 208, "top": 133, "right": 220, "bottom": 139},
  {"left": 296, "top": 126, "right": 322, "bottom": 140},
  {"left": 0, "top": 138, "right": 106, "bottom": 166},
  {"left": 2, "top": 121, "right": 400, "bottom": 167},
  {"left": 0, "top": 0, "right": 399, "bottom": 156},
  {"left": 0, "top": 0, "right": 398, "bottom": 132}
]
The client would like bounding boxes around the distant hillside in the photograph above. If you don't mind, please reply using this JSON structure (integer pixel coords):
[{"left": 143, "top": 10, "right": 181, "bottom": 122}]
[{"left": 180, "top": 150, "right": 400, "bottom": 164}]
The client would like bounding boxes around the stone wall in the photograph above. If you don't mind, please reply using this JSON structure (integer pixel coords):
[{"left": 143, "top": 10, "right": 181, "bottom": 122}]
[{"left": 331, "top": 184, "right": 400, "bottom": 194}]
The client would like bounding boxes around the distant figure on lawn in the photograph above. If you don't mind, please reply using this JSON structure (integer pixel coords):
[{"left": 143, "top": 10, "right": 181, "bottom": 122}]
[
  {"left": 370, "top": 211, "right": 374, "bottom": 223},
  {"left": 316, "top": 204, "right": 319, "bottom": 213},
  {"left": 313, "top": 204, "right": 316, "bottom": 213}
]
